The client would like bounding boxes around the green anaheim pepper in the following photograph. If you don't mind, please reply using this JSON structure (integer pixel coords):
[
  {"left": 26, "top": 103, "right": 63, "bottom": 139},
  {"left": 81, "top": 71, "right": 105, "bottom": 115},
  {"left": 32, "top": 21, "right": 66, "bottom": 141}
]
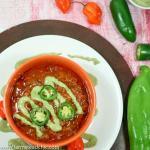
[
  {"left": 128, "top": 66, "right": 150, "bottom": 150},
  {"left": 58, "top": 102, "right": 75, "bottom": 121},
  {"left": 110, "top": 0, "right": 136, "bottom": 42},
  {"left": 39, "top": 85, "right": 57, "bottom": 101},
  {"left": 30, "top": 107, "right": 50, "bottom": 126}
]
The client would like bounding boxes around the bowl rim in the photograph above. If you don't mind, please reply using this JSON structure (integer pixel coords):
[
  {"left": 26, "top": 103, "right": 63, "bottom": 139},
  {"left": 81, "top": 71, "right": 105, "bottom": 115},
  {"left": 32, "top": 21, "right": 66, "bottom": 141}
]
[
  {"left": 4, "top": 55, "right": 96, "bottom": 147},
  {"left": 128, "top": 0, "right": 150, "bottom": 9}
]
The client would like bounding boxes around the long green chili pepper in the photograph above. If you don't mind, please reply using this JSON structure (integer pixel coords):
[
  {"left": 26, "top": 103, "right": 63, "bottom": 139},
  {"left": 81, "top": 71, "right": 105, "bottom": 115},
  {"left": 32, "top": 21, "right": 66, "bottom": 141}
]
[{"left": 128, "top": 66, "right": 150, "bottom": 150}]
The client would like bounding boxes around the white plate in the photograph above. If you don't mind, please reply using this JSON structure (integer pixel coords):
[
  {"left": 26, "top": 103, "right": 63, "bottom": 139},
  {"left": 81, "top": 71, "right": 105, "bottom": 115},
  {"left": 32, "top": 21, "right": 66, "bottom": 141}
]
[{"left": 0, "top": 35, "right": 123, "bottom": 150}]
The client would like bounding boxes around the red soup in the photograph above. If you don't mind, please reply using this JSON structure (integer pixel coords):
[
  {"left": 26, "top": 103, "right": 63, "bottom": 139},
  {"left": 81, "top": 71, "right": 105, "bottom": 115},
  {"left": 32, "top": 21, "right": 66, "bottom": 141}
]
[{"left": 11, "top": 64, "right": 89, "bottom": 142}]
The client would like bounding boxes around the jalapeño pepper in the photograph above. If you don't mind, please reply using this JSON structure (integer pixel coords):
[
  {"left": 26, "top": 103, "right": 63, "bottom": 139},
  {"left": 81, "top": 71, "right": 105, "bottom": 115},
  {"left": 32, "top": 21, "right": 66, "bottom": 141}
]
[
  {"left": 30, "top": 107, "right": 50, "bottom": 126},
  {"left": 39, "top": 85, "right": 57, "bottom": 101},
  {"left": 110, "top": 0, "right": 136, "bottom": 42},
  {"left": 128, "top": 66, "right": 150, "bottom": 150},
  {"left": 58, "top": 102, "right": 75, "bottom": 121}
]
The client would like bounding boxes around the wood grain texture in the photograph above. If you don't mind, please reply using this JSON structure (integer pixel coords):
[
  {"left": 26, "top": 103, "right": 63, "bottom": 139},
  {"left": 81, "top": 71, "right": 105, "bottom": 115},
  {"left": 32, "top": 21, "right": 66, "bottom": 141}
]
[{"left": 0, "top": 0, "right": 150, "bottom": 75}]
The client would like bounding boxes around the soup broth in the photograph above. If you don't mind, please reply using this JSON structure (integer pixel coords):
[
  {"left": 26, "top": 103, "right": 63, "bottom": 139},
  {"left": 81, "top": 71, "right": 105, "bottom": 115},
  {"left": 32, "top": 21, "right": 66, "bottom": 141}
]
[{"left": 11, "top": 64, "right": 89, "bottom": 142}]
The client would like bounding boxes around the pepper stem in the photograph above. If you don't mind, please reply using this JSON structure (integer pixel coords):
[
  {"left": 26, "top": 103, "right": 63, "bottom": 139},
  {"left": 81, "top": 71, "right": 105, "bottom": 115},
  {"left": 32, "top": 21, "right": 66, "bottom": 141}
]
[{"left": 72, "top": 1, "right": 85, "bottom": 6}]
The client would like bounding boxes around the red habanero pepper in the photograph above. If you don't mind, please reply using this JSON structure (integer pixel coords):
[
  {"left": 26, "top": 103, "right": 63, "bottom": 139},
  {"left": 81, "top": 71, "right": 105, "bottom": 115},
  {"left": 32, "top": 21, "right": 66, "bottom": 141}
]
[
  {"left": 0, "top": 101, "right": 6, "bottom": 119},
  {"left": 55, "top": 0, "right": 71, "bottom": 13},
  {"left": 67, "top": 137, "right": 84, "bottom": 150},
  {"left": 83, "top": 2, "right": 102, "bottom": 25}
]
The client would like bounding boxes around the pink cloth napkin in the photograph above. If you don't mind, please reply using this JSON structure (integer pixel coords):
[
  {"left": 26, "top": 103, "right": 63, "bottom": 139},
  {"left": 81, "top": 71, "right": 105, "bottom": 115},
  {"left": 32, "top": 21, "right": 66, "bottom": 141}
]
[{"left": 0, "top": 0, "right": 150, "bottom": 76}]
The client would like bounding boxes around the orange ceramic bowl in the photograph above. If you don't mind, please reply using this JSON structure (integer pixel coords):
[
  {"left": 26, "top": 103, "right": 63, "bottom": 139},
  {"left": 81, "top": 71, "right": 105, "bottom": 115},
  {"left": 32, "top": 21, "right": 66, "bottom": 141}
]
[{"left": 4, "top": 55, "right": 96, "bottom": 147}]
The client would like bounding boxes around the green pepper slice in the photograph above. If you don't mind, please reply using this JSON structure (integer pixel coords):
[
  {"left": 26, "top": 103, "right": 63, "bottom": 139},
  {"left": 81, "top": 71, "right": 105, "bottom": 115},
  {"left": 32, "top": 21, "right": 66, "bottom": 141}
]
[
  {"left": 58, "top": 102, "right": 75, "bottom": 121},
  {"left": 30, "top": 107, "right": 50, "bottom": 126},
  {"left": 136, "top": 44, "right": 150, "bottom": 60},
  {"left": 39, "top": 85, "right": 57, "bottom": 101}
]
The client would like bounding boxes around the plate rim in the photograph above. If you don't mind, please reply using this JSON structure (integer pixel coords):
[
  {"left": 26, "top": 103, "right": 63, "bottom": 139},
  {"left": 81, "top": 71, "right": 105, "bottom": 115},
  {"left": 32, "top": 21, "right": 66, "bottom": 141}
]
[{"left": 0, "top": 20, "right": 133, "bottom": 149}]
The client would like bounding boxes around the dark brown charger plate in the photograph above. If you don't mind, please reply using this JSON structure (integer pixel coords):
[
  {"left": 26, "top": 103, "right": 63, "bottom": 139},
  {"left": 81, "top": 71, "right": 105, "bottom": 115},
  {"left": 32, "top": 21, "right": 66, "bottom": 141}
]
[{"left": 0, "top": 20, "right": 133, "bottom": 149}]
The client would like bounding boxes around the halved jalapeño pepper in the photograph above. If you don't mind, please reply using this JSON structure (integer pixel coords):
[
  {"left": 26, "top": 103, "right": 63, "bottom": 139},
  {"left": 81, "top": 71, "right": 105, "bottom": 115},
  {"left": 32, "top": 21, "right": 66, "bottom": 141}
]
[
  {"left": 58, "top": 102, "right": 75, "bottom": 121},
  {"left": 30, "top": 107, "right": 50, "bottom": 126},
  {"left": 136, "top": 44, "right": 150, "bottom": 60},
  {"left": 39, "top": 85, "right": 57, "bottom": 101}
]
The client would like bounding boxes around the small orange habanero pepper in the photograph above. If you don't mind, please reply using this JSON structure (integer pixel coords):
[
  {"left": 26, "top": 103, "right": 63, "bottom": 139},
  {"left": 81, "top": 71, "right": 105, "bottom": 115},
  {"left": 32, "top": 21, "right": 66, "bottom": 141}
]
[
  {"left": 55, "top": 0, "right": 71, "bottom": 13},
  {"left": 83, "top": 2, "right": 102, "bottom": 25}
]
